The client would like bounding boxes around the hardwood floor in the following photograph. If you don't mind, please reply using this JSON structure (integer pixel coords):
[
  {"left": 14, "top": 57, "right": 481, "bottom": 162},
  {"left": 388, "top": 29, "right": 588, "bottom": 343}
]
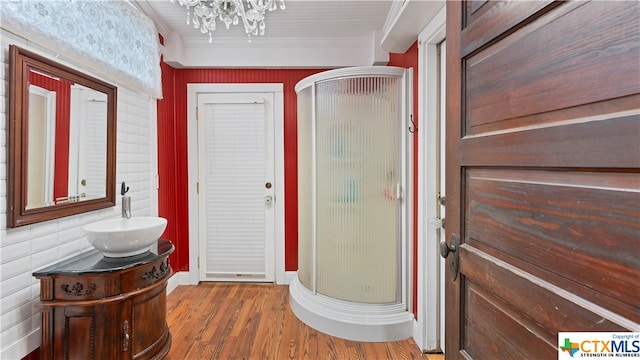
[{"left": 165, "top": 283, "right": 443, "bottom": 360}]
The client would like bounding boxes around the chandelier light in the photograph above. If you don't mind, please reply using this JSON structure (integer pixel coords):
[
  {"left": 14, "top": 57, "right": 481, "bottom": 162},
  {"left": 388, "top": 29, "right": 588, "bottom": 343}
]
[{"left": 170, "top": 0, "right": 285, "bottom": 42}]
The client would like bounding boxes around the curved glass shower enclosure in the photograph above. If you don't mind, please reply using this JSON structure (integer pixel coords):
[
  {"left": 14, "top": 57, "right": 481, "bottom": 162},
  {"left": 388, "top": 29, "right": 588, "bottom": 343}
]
[{"left": 289, "top": 66, "right": 413, "bottom": 342}]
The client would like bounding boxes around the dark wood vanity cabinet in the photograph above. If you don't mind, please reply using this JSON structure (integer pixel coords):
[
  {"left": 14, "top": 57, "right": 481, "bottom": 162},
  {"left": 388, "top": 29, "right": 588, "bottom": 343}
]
[{"left": 33, "top": 240, "right": 174, "bottom": 360}]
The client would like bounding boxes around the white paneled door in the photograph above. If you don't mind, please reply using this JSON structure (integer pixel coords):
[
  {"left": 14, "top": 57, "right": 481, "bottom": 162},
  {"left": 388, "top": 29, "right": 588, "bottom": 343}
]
[{"left": 198, "top": 93, "right": 275, "bottom": 282}]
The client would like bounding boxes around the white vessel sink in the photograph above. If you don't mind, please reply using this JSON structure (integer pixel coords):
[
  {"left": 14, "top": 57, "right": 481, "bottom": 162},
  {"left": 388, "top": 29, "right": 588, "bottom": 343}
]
[{"left": 84, "top": 217, "right": 167, "bottom": 257}]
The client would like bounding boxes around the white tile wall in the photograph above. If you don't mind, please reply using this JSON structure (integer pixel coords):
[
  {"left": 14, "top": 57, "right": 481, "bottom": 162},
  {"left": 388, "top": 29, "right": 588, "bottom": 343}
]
[{"left": 0, "top": 30, "right": 159, "bottom": 359}]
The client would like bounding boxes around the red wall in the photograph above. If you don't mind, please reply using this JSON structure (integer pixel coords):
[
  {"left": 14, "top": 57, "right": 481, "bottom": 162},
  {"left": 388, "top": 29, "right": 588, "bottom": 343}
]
[
  {"left": 28, "top": 71, "right": 72, "bottom": 202},
  {"left": 157, "top": 61, "right": 181, "bottom": 270},
  {"left": 388, "top": 41, "right": 419, "bottom": 316},
  {"left": 157, "top": 67, "right": 327, "bottom": 272},
  {"left": 157, "top": 43, "right": 419, "bottom": 284}
]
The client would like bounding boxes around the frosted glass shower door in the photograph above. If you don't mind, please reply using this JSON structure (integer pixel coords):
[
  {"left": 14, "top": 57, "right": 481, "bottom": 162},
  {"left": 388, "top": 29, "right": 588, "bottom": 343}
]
[
  {"left": 315, "top": 76, "right": 402, "bottom": 303},
  {"left": 293, "top": 67, "right": 412, "bottom": 342}
]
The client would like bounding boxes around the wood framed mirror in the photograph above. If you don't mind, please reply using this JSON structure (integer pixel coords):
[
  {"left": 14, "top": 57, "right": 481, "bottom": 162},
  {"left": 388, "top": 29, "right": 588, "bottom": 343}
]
[{"left": 8, "top": 45, "right": 117, "bottom": 227}]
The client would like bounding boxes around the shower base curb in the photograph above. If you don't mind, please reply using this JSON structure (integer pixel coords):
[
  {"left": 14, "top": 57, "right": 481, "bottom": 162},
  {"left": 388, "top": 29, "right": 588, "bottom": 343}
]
[{"left": 289, "top": 275, "right": 413, "bottom": 342}]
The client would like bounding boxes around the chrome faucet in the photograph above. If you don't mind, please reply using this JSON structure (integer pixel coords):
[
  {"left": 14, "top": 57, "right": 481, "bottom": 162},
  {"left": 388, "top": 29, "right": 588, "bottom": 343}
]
[{"left": 121, "top": 182, "right": 131, "bottom": 219}]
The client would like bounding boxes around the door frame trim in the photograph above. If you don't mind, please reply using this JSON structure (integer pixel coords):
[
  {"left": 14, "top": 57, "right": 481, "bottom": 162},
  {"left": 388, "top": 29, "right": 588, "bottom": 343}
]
[
  {"left": 186, "top": 83, "right": 285, "bottom": 285},
  {"left": 415, "top": 6, "right": 446, "bottom": 352}
]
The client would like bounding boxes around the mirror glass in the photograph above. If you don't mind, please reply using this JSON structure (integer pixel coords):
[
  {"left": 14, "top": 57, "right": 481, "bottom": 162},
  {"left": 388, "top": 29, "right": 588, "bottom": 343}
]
[
  {"left": 8, "top": 45, "right": 116, "bottom": 227},
  {"left": 26, "top": 79, "right": 108, "bottom": 209}
]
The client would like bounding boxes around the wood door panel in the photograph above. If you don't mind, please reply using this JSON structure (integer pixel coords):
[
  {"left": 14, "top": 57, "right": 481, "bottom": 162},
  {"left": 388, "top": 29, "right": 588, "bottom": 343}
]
[
  {"left": 463, "top": 280, "right": 556, "bottom": 359},
  {"left": 459, "top": 246, "right": 631, "bottom": 360},
  {"left": 461, "top": 247, "right": 632, "bottom": 332},
  {"left": 461, "top": 113, "right": 640, "bottom": 168},
  {"left": 131, "top": 282, "right": 168, "bottom": 357},
  {"left": 464, "top": 168, "right": 640, "bottom": 318},
  {"left": 466, "top": 1, "right": 488, "bottom": 20},
  {"left": 462, "top": 1, "right": 557, "bottom": 57},
  {"left": 465, "top": 95, "right": 640, "bottom": 140},
  {"left": 464, "top": 1, "right": 640, "bottom": 135},
  {"left": 55, "top": 304, "right": 112, "bottom": 360},
  {"left": 63, "top": 311, "right": 95, "bottom": 359}
]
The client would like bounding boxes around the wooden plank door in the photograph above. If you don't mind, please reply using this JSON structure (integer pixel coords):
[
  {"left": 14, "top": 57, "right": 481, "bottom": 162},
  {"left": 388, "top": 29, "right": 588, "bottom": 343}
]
[{"left": 444, "top": 1, "right": 640, "bottom": 359}]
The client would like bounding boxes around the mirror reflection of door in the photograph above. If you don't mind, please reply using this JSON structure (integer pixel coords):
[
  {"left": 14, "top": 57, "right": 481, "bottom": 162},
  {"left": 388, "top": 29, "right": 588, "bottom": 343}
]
[
  {"left": 68, "top": 85, "right": 108, "bottom": 201},
  {"left": 26, "top": 70, "right": 109, "bottom": 210},
  {"left": 27, "top": 85, "right": 56, "bottom": 209}
]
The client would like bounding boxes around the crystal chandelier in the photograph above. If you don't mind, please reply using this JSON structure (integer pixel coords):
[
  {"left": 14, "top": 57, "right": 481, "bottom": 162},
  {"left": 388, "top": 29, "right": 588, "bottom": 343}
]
[{"left": 170, "top": 0, "right": 286, "bottom": 42}]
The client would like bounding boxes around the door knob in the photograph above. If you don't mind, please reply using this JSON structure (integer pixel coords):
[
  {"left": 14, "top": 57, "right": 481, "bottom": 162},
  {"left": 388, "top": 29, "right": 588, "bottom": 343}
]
[
  {"left": 439, "top": 238, "right": 456, "bottom": 258},
  {"left": 265, "top": 195, "right": 273, "bottom": 205},
  {"left": 440, "top": 234, "right": 459, "bottom": 280}
]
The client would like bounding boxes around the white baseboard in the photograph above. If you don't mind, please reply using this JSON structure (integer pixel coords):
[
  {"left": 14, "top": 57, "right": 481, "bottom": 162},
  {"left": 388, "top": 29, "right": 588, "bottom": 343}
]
[
  {"left": 1, "top": 328, "right": 40, "bottom": 360},
  {"left": 413, "top": 316, "right": 443, "bottom": 354},
  {"left": 282, "top": 271, "right": 297, "bottom": 285},
  {"left": 167, "top": 271, "right": 192, "bottom": 295},
  {"left": 413, "top": 318, "right": 425, "bottom": 352},
  {"left": 173, "top": 270, "right": 295, "bottom": 289}
]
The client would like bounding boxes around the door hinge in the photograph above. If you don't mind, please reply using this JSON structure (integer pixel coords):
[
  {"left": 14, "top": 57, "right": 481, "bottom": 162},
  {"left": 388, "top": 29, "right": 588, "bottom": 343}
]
[
  {"left": 195, "top": 107, "right": 199, "bottom": 121},
  {"left": 396, "top": 183, "right": 402, "bottom": 200},
  {"left": 197, "top": 257, "right": 200, "bottom": 268},
  {"left": 196, "top": 182, "right": 199, "bottom": 194}
]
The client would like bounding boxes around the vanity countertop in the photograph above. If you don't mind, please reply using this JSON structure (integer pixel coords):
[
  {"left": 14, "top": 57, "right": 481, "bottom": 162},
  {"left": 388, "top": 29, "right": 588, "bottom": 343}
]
[{"left": 33, "top": 239, "right": 174, "bottom": 277}]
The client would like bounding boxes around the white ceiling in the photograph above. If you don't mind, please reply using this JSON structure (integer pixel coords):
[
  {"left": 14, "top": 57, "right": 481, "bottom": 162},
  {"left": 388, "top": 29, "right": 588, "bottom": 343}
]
[
  {"left": 134, "top": 0, "right": 444, "bottom": 68},
  {"left": 138, "top": 1, "right": 393, "bottom": 41}
]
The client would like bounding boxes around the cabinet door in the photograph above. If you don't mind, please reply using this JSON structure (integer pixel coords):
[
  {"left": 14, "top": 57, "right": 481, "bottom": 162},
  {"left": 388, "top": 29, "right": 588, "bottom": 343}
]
[
  {"left": 50, "top": 303, "right": 120, "bottom": 360},
  {"left": 121, "top": 280, "right": 171, "bottom": 360}
]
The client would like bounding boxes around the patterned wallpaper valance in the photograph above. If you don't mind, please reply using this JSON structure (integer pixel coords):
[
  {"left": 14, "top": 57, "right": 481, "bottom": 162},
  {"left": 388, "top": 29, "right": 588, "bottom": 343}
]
[{"left": 1, "top": 0, "right": 162, "bottom": 99}]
